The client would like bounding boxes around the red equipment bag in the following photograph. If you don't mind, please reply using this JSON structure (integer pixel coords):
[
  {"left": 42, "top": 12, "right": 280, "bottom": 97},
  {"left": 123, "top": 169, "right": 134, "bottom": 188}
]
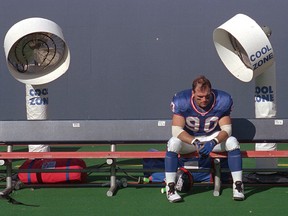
[{"left": 18, "top": 158, "right": 87, "bottom": 184}]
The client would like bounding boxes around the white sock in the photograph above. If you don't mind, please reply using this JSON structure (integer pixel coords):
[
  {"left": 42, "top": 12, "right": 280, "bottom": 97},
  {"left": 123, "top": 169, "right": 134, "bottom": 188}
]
[
  {"left": 231, "top": 170, "right": 243, "bottom": 183},
  {"left": 165, "top": 172, "right": 176, "bottom": 184}
]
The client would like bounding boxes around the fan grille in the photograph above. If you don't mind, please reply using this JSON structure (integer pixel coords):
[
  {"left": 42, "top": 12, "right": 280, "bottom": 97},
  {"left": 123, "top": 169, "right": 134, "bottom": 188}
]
[
  {"left": 229, "top": 33, "right": 252, "bottom": 69},
  {"left": 8, "top": 32, "right": 66, "bottom": 74}
]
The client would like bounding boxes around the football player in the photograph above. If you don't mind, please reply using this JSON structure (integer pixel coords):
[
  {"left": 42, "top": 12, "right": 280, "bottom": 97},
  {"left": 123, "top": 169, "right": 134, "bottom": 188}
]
[{"left": 165, "top": 75, "right": 244, "bottom": 202}]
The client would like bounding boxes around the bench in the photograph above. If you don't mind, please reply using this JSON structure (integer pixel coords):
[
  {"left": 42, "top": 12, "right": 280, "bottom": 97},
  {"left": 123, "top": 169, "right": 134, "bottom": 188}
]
[{"left": 0, "top": 118, "right": 288, "bottom": 197}]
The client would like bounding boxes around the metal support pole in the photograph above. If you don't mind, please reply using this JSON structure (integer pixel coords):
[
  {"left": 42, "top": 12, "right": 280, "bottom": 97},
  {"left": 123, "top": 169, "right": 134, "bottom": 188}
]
[
  {"left": 255, "top": 64, "right": 278, "bottom": 173},
  {"left": 106, "top": 144, "right": 117, "bottom": 197},
  {"left": 0, "top": 145, "right": 13, "bottom": 196},
  {"left": 26, "top": 84, "right": 50, "bottom": 152},
  {"left": 213, "top": 158, "right": 221, "bottom": 196}
]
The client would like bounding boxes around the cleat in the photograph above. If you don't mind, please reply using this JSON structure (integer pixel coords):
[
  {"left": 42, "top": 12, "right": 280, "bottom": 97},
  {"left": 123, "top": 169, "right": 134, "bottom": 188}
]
[
  {"left": 166, "top": 182, "right": 182, "bottom": 203},
  {"left": 233, "top": 181, "right": 245, "bottom": 201}
]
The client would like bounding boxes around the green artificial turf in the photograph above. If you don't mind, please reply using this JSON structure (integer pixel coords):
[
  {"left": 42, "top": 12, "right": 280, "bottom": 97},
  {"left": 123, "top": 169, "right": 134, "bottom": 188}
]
[{"left": 0, "top": 143, "right": 287, "bottom": 216}]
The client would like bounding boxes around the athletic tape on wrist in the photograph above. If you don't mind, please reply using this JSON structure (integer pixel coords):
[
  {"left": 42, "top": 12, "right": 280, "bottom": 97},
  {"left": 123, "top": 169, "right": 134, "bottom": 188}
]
[
  {"left": 191, "top": 138, "right": 199, "bottom": 145},
  {"left": 213, "top": 138, "right": 219, "bottom": 144}
]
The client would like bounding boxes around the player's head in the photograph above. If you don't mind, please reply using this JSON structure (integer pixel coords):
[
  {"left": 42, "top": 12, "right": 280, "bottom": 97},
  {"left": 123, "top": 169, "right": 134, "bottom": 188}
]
[{"left": 192, "top": 75, "right": 212, "bottom": 108}]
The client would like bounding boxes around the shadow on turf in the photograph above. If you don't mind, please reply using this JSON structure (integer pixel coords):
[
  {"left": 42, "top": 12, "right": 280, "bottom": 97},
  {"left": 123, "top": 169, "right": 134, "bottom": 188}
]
[
  {"left": 181, "top": 185, "right": 273, "bottom": 200},
  {"left": 244, "top": 186, "right": 273, "bottom": 199}
]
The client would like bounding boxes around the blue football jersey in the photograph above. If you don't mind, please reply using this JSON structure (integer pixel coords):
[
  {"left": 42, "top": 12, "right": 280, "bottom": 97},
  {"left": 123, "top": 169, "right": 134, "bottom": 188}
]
[{"left": 170, "top": 89, "right": 233, "bottom": 136}]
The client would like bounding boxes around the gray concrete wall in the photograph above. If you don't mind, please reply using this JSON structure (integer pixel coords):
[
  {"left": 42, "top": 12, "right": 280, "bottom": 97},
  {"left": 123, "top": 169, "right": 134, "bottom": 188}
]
[{"left": 0, "top": 0, "right": 287, "bottom": 120}]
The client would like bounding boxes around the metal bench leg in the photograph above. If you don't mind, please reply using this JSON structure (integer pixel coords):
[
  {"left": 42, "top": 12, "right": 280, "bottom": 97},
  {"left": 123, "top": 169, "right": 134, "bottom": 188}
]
[
  {"left": 213, "top": 158, "right": 221, "bottom": 196},
  {"left": 106, "top": 144, "right": 117, "bottom": 197},
  {"left": 0, "top": 145, "right": 13, "bottom": 196}
]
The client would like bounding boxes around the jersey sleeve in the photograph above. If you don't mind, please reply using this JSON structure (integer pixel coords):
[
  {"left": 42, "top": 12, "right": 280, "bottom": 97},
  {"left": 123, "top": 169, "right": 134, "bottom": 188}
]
[
  {"left": 170, "top": 90, "right": 190, "bottom": 115},
  {"left": 216, "top": 90, "right": 233, "bottom": 117}
]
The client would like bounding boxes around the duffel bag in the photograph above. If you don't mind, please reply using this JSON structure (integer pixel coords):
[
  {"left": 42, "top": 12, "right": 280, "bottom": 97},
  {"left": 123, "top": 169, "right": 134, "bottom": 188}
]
[{"left": 18, "top": 158, "right": 87, "bottom": 184}]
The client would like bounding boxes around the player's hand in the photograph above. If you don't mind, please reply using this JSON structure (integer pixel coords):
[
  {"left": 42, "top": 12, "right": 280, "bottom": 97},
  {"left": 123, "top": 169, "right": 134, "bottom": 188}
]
[{"left": 198, "top": 139, "right": 217, "bottom": 157}]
